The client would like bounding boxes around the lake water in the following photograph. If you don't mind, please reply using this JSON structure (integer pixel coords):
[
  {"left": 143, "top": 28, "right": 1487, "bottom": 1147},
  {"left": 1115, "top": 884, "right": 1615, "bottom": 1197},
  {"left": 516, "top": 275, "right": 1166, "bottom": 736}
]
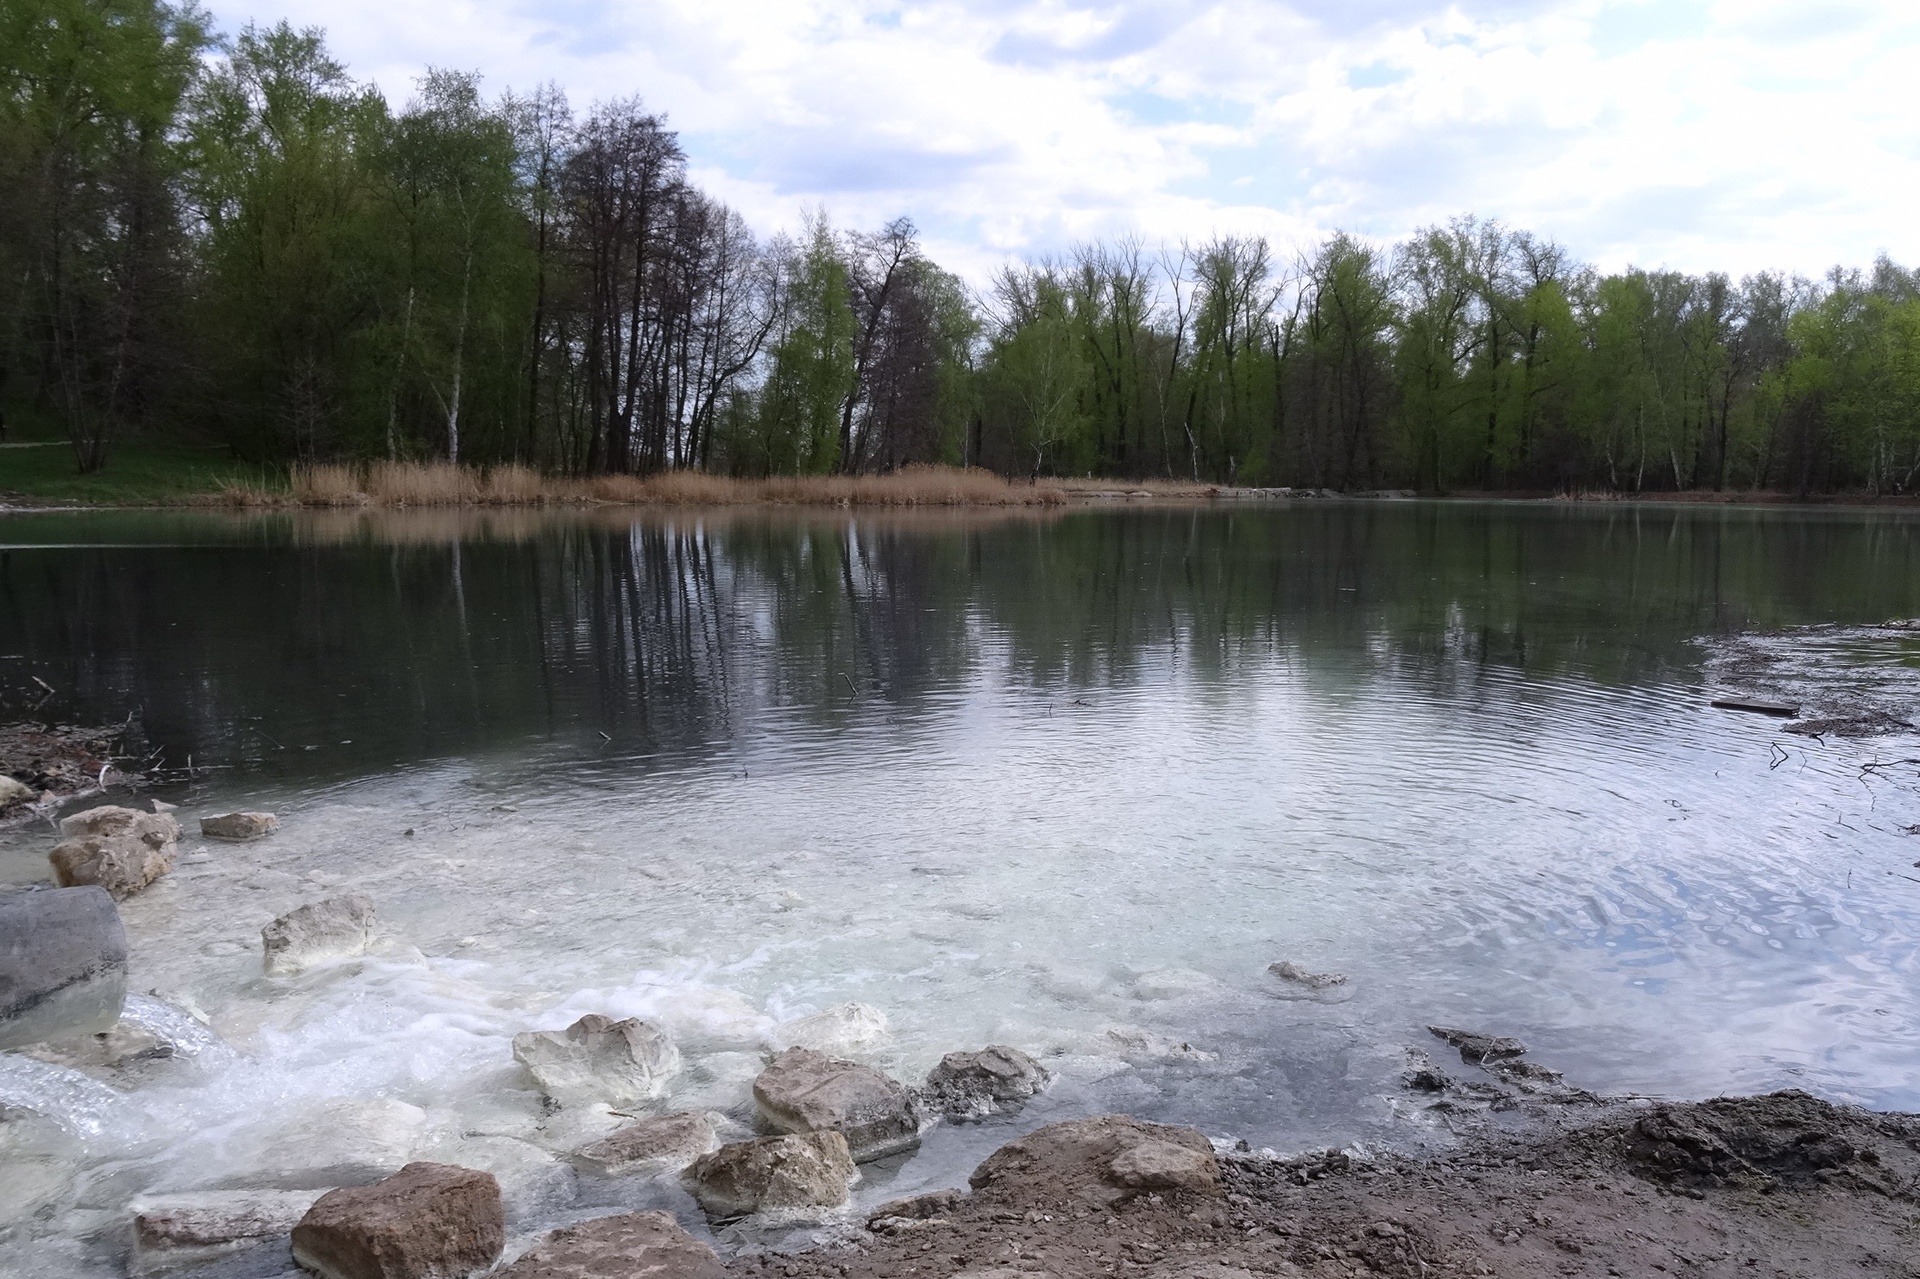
[{"left": 2, "top": 500, "right": 1919, "bottom": 1274}]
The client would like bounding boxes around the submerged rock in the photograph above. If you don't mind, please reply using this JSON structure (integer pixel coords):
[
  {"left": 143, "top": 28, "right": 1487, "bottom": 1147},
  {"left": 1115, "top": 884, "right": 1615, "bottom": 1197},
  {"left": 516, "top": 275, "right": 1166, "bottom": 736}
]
[
  {"left": 493, "top": 1210, "right": 722, "bottom": 1279},
  {"left": 261, "top": 894, "right": 377, "bottom": 977},
  {"left": 0, "top": 885, "right": 127, "bottom": 1049},
  {"left": 1131, "top": 969, "right": 1222, "bottom": 1000},
  {"left": 1268, "top": 961, "right": 1347, "bottom": 989},
  {"left": 686, "top": 1132, "right": 856, "bottom": 1218},
  {"left": 234, "top": 1097, "right": 428, "bottom": 1189},
  {"left": 292, "top": 1162, "right": 504, "bottom": 1279},
  {"left": 131, "top": 1189, "right": 322, "bottom": 1275},
  {"left": 1428, "top": 1025, "right": 1527, "bottom": 1064},
  {"left": 921, "top": 1045, "right": 1052, "bottom": 1118},
  {"left": 512, "top": 1013, "right": 680, "bottom": 1107},
  {"left": 753, "top": 1047, "right": 922, "bottom": 1162},
  {"left": 201, "top": 811, "right": 280, "bottom": 841},
  {"left": 1102, "top": 1025, "right": 1218, "bottom": 1063},
  {"left": 411, "top": 1135, "right": 573, "bottom": 1224},
  {"left": 771, "top": 1001, "right": 889, "bottom": 1054},
  {"left": 22, "top": 993, "right": 228, "bottom": 1084},
  {"left": 969, "top": 1115, "right": 1220, "bottom": 1207},
  {"left": 571, "top": 1111, "right": 718, "bottom": 1176}
]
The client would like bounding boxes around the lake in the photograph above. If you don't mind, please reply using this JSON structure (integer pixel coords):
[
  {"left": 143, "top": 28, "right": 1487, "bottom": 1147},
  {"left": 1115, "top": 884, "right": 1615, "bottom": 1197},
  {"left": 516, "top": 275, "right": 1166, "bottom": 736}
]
[{"left": 2, "top": 499, "right": 1918, "bottom": 1273}]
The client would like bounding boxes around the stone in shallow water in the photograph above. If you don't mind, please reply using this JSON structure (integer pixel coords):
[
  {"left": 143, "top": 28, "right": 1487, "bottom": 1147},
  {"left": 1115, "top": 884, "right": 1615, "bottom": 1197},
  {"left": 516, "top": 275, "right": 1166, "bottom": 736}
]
[
  {"left": 512, "top": 1014, "right": 680, "bottom": 1108},
  {"left": 753, "top": 1047, "right": 922, "bottom": 1162},
  {"left": 201, "top": 811, "right": 280, "bottom": 841},
  {"left": 921, "top": 1045, "right": 1052, "bottom": 1118},
  {"left": 291, "top": 1161, "right": 504, "bottom": 1279},
  {"left": 771, "top": 1001, "right": 889, "bottom": 1054},
  {"left": 232, "top": 1097, "right": 428, "bottom": 1190},
  {"left": 492, "top": 1210, "right": 722, "bottom": 1279},
  {"left": 1101, "top": 1025, "right": 1218, "bottom": 1063},
  {"left": 571, "top": 1111, "right": 717, "bottom": 1176},
  {"left": 261, "top": 894, "right": 377, "bottom": 977},
  {"left": 686, "top": 1131, "right": 856, "bottom": 1219},
  {"left": 969, "top": 1114, "right": 1221, "bottom": 1206},
  {"left": 50, "top": 834, "right": 176, "bottom": 899},
  {"left": 59, "top": 804, "right": 183, "bottom": 846},
  {"left": 1427, "top": 1025, "right": 1526, "bottom": 1064},
  {"left": 0, "top": 775, "right": 35, "bottom": 809},
  {"left": 131, "top": 1189, "right": 322, "bottom": 1275},
  {"left": 0, "top": 885, "right": 127, "bottom": 1049}
]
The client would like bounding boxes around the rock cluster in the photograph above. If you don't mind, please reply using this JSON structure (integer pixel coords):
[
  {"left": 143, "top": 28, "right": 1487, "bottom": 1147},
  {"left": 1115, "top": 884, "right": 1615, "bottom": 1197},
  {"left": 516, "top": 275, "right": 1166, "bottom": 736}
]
[
  {"left": 753, "top": 1047, "right": 923, "bottom": 1162},
  {"left": 50, "top": 805, "right": 182, "bottom": 899},
  {"left": 513, "top": 1013, "right": 680, "bottom": 1107},
  {"left": 262, "top": 894, "right": 379, "bottom": 977},
  {"left": 291, "top": 1162, "right": 503, "bottom": 1279},
  {"left": 686, "top": 1131, "right": 857, "bottom": 1218}
]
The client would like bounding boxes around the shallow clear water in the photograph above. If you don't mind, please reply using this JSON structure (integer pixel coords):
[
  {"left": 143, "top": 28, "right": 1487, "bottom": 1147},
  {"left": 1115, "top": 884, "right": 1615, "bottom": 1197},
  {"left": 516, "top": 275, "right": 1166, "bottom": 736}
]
[{"left": 2, "top": 500, "right": 1919, "bottom": 1274}]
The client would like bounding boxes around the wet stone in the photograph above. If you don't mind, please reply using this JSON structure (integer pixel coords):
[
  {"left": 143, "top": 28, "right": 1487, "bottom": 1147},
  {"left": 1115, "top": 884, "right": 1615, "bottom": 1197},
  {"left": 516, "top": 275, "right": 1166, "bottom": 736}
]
[
  {"left": 201, "top": 811, "right": 280, "bottom": 841},
  {"left": 571, "top": 1111, "right": 717, "bottom": 1176},
  {"left": 686, "top": 1131, "right": 856, "bottom": 1219},
  {"left": 753, "top": 1046, "right": 922, "bottom": 1162},
  {"left": 290, "top": 1161, "right": 504, "bottom": 1279},
  {"left": 262, "top": 894, "right": 377, "bottom": 977},
  {"left": 491, "top": 1210, "right": 723, "bottom": 1279}
]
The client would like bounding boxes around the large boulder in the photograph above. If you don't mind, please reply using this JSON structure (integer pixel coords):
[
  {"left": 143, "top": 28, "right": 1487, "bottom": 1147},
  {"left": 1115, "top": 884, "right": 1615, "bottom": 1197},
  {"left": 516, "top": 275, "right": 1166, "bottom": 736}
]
[
  {"left": 0, "top": 886, "right": 127, "bottom": 1049},
  {"left": 0, "top": 775, "right": 35, "bottom": 810},
  {"left": 571, "top": 1111, "right": 717, "bottom": 1176},
  {"left": 771, "top": 1002, "right": 889, "bottom": 1054},
  {"left": 921, "top": 1045, "right": 1052, "bottom": 1118},
  {"left": 490, "top": 1210, "right": 722, "bottom": 1279},
  {"left": 201, "top": 811, "right": 280, "bottom": 841},
  {"left": 50, "top": 834, "right": 176, "bottom": 899},
  {"left": 969, "top": 1115, "right": 1220, "bottom": 1209},
  {"left": 132, "top": 1189, "right": 322, "bottom": 1275},
  {"left": 686, "top": 1132, "right": 855, "bottom": 1219},
  {"left": 291, "top": 1162, "right": 503, "bottom": 1279},
  {"left": 753, "top": 1047, "right": 921, "bottom": 1162},
  {"left": 262, "top": 895, "right": 378, "bottom": 977},
  {"left": 512, "top": 1014, "right": 679, "bottom": 1107},
  {"left": 60, "top": 804, "right": 183, "bottom": 845}
]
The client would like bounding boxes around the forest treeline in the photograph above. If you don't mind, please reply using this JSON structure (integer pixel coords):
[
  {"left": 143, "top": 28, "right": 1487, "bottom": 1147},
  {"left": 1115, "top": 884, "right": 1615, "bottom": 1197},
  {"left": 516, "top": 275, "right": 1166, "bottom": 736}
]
[{"left": 5, "top": 0, "right": 1919, "bottom": 493}]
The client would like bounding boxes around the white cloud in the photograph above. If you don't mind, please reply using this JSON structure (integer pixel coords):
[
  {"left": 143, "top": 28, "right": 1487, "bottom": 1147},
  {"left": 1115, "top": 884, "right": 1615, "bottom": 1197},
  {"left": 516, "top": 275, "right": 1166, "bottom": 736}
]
[{"left": 233, "top": 0, "right": 1920, "bottom": 279}]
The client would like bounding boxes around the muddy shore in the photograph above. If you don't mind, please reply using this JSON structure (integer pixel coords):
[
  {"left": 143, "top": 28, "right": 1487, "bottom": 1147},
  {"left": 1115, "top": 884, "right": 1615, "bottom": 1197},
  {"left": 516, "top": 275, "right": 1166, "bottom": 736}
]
[{"left": 736, "top": 1089, "right": 1920, "bottom": 1279}]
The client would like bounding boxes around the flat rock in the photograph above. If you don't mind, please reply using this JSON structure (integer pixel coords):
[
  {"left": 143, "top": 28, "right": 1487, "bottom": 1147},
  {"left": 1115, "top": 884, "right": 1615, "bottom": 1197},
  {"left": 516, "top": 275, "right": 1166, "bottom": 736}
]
[
  {"left": 867, "top": 1189, "right": 966, "bottom": 1234},
  {"left": 1102, "top": 1025, "right": 1218, "bottom": 1063},
  {"left": 1428, "top": 1025, "right": 1526, "bottom": 1064},
  {"left": 753, "top": 1047, "right": 922, "bottom": 1162},
  {"left": 921, "top": 1045, "right": 1052, "bottom": 1118},
  {"left": 686, "top": 1131, "right": 856, "bottom": 1219},
  {"left": 202, "top": 811, "right": 280, "bottom": 841},
  {"left": 572, "top": 1111, "right": 717, "bottom": 1176},
  {"left": 50, "top": 834, "right": 176, "bottom": 899},
  {"left": 512, "top": 1013, "right": 680, "bottom": 1107},
  {"left": 1268, "top": 961, "right": 1347, "bottom": 989},
  {"left": 0, "top": 885, "right": 127, "bottom": 1049},
  {"left": 291, "top": 1161, "right": 503, "bottom": 1279},
  {"left": 771, "top": 1002, "right": 889, "bottom": 1054},
  {"left": 969, "top": 1115, "right": 1220, "bottom": 1208},
  {"left": 491, "top": 1209, "right": 722, "bottom": 1279},
  {"left": 262, "top": 894, "right": 377, "bottom": 977},
  {"left": 132, "top": 1189, "right": 322, "bottom": 1274}
]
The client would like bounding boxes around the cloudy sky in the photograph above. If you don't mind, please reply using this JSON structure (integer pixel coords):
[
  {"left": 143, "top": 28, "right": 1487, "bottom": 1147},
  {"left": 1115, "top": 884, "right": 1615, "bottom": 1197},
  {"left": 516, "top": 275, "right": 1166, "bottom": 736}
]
[{"left": 240, "top": 0, "right": 1917, "bottom": 280}]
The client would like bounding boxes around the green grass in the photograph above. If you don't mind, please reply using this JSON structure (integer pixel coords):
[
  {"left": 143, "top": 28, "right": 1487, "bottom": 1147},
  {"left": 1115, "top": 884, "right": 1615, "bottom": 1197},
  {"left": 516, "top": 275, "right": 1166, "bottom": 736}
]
[{"left": 0, "top": 437, "right": 284, "bottom": 505}]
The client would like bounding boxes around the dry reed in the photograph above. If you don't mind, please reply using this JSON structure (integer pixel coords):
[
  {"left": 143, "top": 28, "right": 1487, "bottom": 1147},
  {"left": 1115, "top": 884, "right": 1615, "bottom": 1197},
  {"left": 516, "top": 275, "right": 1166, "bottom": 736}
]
[{"left": 291, "top": 463, "right": 366, "bottom": 505}]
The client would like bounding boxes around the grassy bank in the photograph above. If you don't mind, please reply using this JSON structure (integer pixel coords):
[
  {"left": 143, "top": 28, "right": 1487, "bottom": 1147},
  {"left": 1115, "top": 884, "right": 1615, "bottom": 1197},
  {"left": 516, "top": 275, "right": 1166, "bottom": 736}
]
[{"left": 0, "top": 440, "right": 277, "bottom": 505}]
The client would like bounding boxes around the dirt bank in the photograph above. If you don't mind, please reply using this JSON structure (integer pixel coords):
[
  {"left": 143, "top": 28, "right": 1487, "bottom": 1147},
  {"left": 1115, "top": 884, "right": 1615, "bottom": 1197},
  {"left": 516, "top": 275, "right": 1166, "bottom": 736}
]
[{"left": 732, "top": 1090, "right": 1920, "bottom": 1279}]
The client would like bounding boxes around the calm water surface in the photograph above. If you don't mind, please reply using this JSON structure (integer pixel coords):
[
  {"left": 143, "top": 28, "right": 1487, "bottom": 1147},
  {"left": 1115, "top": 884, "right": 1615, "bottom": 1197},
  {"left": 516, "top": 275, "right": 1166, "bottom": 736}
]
[{"left": 2, "top": 500, "right": 1918, "bottom": 1273}]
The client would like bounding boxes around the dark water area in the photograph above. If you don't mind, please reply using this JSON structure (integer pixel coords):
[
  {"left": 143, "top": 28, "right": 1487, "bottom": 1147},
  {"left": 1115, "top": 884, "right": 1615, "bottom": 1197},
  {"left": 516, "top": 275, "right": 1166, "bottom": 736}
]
[{"left": 2, "top": 499, "right": 1919, "bottom": 1275}]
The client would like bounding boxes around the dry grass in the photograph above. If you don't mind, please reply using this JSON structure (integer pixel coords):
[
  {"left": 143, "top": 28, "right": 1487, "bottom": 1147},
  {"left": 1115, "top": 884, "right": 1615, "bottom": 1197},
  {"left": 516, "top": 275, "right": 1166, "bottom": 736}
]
[{"left": 263, "top": 461, "right": 1076, "bottom": 508}]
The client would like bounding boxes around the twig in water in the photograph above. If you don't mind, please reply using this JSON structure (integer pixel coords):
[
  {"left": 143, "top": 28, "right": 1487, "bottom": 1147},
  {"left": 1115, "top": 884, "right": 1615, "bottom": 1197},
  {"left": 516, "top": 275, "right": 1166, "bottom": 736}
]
[
  {"left": 597, "top": 731, "right": 612, "bottom": 741},
  {"left": 29, "top": 675, "right": 53, "bottom": 693},
  {"left": 840, "top": 673, "right": 858, "bottom": 697},
  {"left": 1768, "top": 742, "right": 1789, "bottom": 770}
]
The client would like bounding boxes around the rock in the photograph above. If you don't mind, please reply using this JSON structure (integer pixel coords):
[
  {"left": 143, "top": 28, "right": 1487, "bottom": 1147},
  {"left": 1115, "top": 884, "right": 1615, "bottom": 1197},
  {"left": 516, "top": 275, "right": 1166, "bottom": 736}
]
[
  {"left": 234, "top": 1097, "right": 427, "bottom": 1189},
  {"left": 969, "top": 1115, "right": 1220, "bottom": 1207},
  {"left": 1268, "top": 961, "right": 1347, "bottom": 989},
  {"left": 1428, "top": 1025, "right": 1527, "bottom": 1064},
  {"left": 291, "top": 1162, "right": 504, "bottom": 1279},
  {"left": 921, "top": 1045, "right": 1052, "bottom": 1118},
  {"left": 0, "top": 775, "right": 35, "bottom": 809},
  {"left": 867, "top": 1188, "right": 965, "bottom": 1234},
  {"left": 411, "top": 1136, "right": 573, "bottom": 1224},
  {"left": 753, "top": 1047, "right": 922, "bottom": 1162},
  {"left": 571, "top": 1111, "right": 717, "bottom": 1176},
  {"left": 131, "top": 1189, "right": 322, "bottom": 1274},
  {"left": 201, "top": 811, "right": 280, "bottom": 841},
  {"left": 0, "top": 886, "right": 127, "bottom": 1049},
  {"left": 262, "top": 894, "right": 377, "bottom": 977},
  {"left": 1108, "top": 1138, "right": 1217, "bottom": 1191},
  {"left": 59, "top": 804, "right": 183, "bottom": 846},
  {"left": 491, "top": 1210, "right": 722, "bottom": 1279},
  {"left": 512, "top": 1014, "right": 680, "bottom": 1107},
  {"left": 771, "top": 1002, "right": 889, "bottom": 1054},
  {"left": 50, "top": 833, "right": 176, "bottom": 899},
  {"left": 1102, "top": 1025, "right": 1218, "bottom": 1063},
  {"left": 685, "top": 1131, "right": 856, "bottom": 1218},
  {"left": 1131, "top": 968, "right": 1221, "bottom": 1000}
]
